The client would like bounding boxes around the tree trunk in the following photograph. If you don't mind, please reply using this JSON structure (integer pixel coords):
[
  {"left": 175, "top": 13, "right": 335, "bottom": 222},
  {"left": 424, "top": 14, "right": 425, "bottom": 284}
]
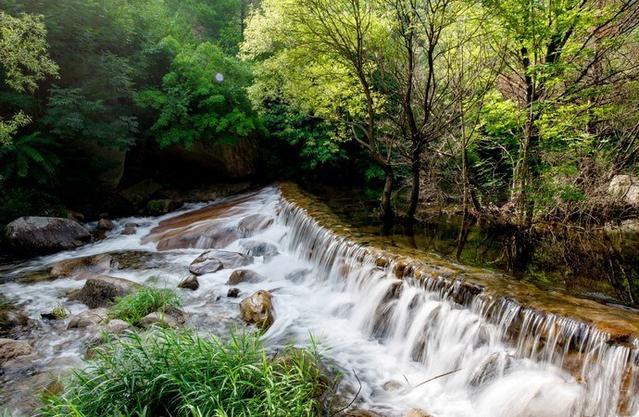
[
  {"left": 381, "top": 167, "right": 395, "bottom": 227},
  {"left": 406, "top": 143, "right": 422, "bottom": 226}
]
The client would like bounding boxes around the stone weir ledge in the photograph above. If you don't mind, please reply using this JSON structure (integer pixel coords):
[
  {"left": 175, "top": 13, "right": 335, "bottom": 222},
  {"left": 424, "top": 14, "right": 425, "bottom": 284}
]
[{"left": 278, "top": 182, "right": 639, "bottom": 415}]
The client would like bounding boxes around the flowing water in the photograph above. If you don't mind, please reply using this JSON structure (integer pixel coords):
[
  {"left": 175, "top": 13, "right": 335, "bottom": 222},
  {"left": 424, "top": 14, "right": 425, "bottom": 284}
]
[{"left": 1, "top": 186, "right": 638, "bottom": 416}]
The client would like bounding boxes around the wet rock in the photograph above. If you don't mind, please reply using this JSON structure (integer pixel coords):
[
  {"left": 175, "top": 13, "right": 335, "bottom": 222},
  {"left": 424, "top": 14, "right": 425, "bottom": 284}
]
[
  {"left": 140, "top": 308, "right": 186, "bottom": 329},
  {"left": 189, "top": 250, "right": 253, "bottom": 276},
  {"left": 0, "top": 338, "right": 32, "bottom": 365},
  {"left": 240, "top": 290, "right": 274, "bottom": 329},
  {"left": 227, "top": 269, "right": 265, "bottom": 285},
  {"left": 49, "top": 254, "right": 116, "bottom": 279},
  {"left": 16, "top": 269, "right": 52, "bottom": 284},
  {"left": 0, "top": 299, "right": 30, "bottom": 337},
  {"left": 69, "top": 275, "right": 141, "bottom": 308},
  {"left": 105, "top": 319, "right": 130, "bottom": 334},
  {"left": 122, "top": 223, "right": 137, "bottom": 235},
  {"left": 382, "top": 380, "right": 403, "bottom": 391},
  {"left": 67, "top": 308, "right": 109, "bottom": 329},
  {"left": 178, "top": 274, "right": 200, "bottom": 291},
  {"left": 227, "top": 287, "right": 240, "bottom": 298},
  {"left": 608, "top": 175, "right": 639, "bottom": 206},
  {"left": 240, "top": 241, "right": 279, "bottom": 259},
  {"left": 238, "top": 214, "right": 274, "bottom": 237},
  {"left": 468, "top": 352, "right": 514, "bottom": 387},
  {"left": 375, "top": 257, "right": 389, "bottom": 268},
  {"left": 97, "top": 218, "right": 114, "bottom": 231},
  {"left": 405, "top": 409, "right": 432, "bottom": 417},
  {"left": 285, "top": 268, "right": 311, "bottom": 283},
  {"left": 5, "top": 216, "right": 91, "bottom": 255},
  {"left": 66, "top": 210, "right": 85, "bottom": 223},
  {"left": 146, "top": 199, "right": 180, "bottom": 216},
  {"left": 108, "top": 251, "right": 165, "bottom": 270}
]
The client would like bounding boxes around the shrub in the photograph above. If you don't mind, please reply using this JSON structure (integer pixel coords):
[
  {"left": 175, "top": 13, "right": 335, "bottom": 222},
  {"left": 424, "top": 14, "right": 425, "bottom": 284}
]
[
  {"left": 108, "top": 288, "right": 181, "bottom": 326},
  {"left": 39, "top": 329, "right": 333, "bottom": 417}
]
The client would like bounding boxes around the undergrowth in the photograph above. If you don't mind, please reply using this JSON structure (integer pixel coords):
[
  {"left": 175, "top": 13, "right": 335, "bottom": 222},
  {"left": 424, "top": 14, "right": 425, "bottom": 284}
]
[
  {"left": 38, "top": 328, "right": 333, "bottom": 417},
  {"left": 108, "top": 287, "right": 181, "bottom": 326}
]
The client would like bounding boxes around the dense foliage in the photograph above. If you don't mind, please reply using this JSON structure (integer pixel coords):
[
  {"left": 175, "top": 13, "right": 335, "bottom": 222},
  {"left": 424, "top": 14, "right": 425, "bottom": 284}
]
[
  {"left": 39, "top": 329, "right": 332, "bottom": 417},
  {"left": 108, "top": 287, "right": 182, "bottom": 326}
]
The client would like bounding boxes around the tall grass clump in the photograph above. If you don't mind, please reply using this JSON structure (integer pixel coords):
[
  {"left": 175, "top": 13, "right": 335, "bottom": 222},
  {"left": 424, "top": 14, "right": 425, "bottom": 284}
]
[
  {"left": 108, "top": 287, "right": 181, "bottom": 326},
  {"left": 39, "top": 328, "right": 333, "bottom": 417}
]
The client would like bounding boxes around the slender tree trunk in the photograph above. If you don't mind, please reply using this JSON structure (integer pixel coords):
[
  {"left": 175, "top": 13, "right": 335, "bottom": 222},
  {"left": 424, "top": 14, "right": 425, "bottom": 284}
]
[
  {"left": 406, "top": 142, "right": 422, "bottom": 226},
  {"left": 381, "top": 166, "right": 395, "bottom": 226}
]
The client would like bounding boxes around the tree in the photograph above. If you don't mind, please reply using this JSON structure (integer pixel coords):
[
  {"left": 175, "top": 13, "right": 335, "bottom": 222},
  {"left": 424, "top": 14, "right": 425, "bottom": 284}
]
[
  {"left": 0, "top": 11, "right": 58, "bottom": 144},
  {"left": 483, "top": 0, "right": 639, "bottom": 225}
]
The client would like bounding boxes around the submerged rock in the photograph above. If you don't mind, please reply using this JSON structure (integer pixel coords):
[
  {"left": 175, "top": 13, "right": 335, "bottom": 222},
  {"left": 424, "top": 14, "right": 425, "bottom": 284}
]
[
  {"left": 238, "top": 214, "right": 274, "bottom": 237},
  {"left": 285, "top": 268, "right": 311, "bottom": 283},
  {"left": 0, "top": 338, "right": 32, "bottom": 365},
  {"left": 345, "top": 411, "right": 385, "bottom": 417},
  {"left": 240, "top": 241, "right": 279, "bottom": 259},
  {"left": 382, "top": 380, "right": 403, "bottom": 391},
  {"left": 468, "top": 352, "right": 515, "bottom": 387},
  {"left": 5, "top": 216, "right": 91, "bottom": 255},
  {"left": 227, "top": 269, "right": 265, "bottom": 285},
  {"left": 69, "top": 275, "right": 141, "bottom": 308},
  {"left": 178, "top": 274, "right": 200, "bottom": 291},
  {"left": 189, "top": 250, "right": 253, "bottom": 276},
  {"left": 49, "top": 254, "right": 116, "bottom": 279},
  {"left": 67, "top": 308, "right": 109, "bottom": 329},
  {"left": 239, "top": 290, "right": 274, "bottom": 329},
  {"left": 227, "top": 287, "right": 240, "bottom": 298}
]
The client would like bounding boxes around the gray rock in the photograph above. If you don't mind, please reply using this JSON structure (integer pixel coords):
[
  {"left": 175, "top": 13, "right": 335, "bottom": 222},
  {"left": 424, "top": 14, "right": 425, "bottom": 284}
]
[
  {"left": 240, "top": 241, "right": 279, "bottom": 259},
  {"left": 5, "top": 216, "right": 91, "bottom": 254},
  {"left": 238, "top": 214, "right": 274, "bottom": 237},
  {"left": 227, "top": 269, "right": 265, "bottom": 285},
  {"left": 609, "top": 174, "right": 639, "bottom": 206},
  {"left": 189, "top": 250, "right": 253, "bottom": 276},
  {"left": 122, "top": 223, "right": 137, "bottom": 235},
  {"left": 69, "top": 275, "right": 141, "bottom": 308},
  {"left": 67, "top": 308, "right": 109, "bottom": 329},
  {"left": 139, "top": 308, "right": 186, "bottom": 329}
]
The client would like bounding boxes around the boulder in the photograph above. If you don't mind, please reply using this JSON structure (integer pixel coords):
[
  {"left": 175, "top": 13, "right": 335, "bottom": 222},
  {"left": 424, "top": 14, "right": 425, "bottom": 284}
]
[
  {"left": 5, "top": 216, "right": 91, "bottom": 254},
  {"left": 227, "top": 288, "right": 240, "bottom": 298},
  {"left": 0, "top": 338, "right": 32, "bottom": 365},
  {"left": 67, "top": 308, "right": 109, "bottom": 329},
  {"left": 122, "top": 223, "right": 137, "bottom": 235},
  {"left": 0, "top": 303, "right": 29, "bottom": 338},
  {"left": 240, "top": 241, "right": 279, "bottom": 259},
  {"left": 189, "top": 250, "right": 253, "bottom": 276},
  {"left": 178, "top": 275, "right": 200, "bottom": 291},
  {"left": 227, "top": 269, "right": 266, "bottom": 285},
  {"left": 239, "top": 290, "right": 274, "bottom": 330},
  {"left": 609, "top": 175, "right": 639, "bottom": 206},
  {"left": 105, "top": 319, "right": 131, "bottom": 334},
  {"left": 238, "top": 214, "right": 274, "bottom": 237},
  {"left": 97, "top": 219, "right": 114, "bottom": 231},
  {"left": 49, "top": 254, "right": 116, "bottom": 279},
  {"left": 69, "top": 276, "right": 141, "bottom": 308}
]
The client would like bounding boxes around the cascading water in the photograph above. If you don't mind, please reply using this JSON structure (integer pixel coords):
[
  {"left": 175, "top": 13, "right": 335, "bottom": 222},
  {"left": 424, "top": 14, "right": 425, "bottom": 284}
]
[{"left": 1, "top": 185, "right": 637, "bottom": 417}]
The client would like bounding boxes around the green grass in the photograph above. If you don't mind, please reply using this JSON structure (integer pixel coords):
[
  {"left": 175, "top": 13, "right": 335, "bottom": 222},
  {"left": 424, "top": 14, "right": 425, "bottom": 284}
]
[
  {"left": 108, "top": 288, "right": 181, "bottom": 326},
  {"left": 38, "top": 329, "right": 333, "bottom": 417}
]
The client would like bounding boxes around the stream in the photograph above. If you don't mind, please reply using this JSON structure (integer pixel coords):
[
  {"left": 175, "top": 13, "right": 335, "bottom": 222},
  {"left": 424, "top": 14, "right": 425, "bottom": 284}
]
[{"left": 1, "top": 185, "right": 638, "bottom": 417}]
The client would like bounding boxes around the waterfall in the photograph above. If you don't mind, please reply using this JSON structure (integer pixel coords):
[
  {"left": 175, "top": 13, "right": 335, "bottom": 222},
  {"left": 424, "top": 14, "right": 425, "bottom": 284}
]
[{"left": 278, "top": 194, "right": 639, "bottom": 417}]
